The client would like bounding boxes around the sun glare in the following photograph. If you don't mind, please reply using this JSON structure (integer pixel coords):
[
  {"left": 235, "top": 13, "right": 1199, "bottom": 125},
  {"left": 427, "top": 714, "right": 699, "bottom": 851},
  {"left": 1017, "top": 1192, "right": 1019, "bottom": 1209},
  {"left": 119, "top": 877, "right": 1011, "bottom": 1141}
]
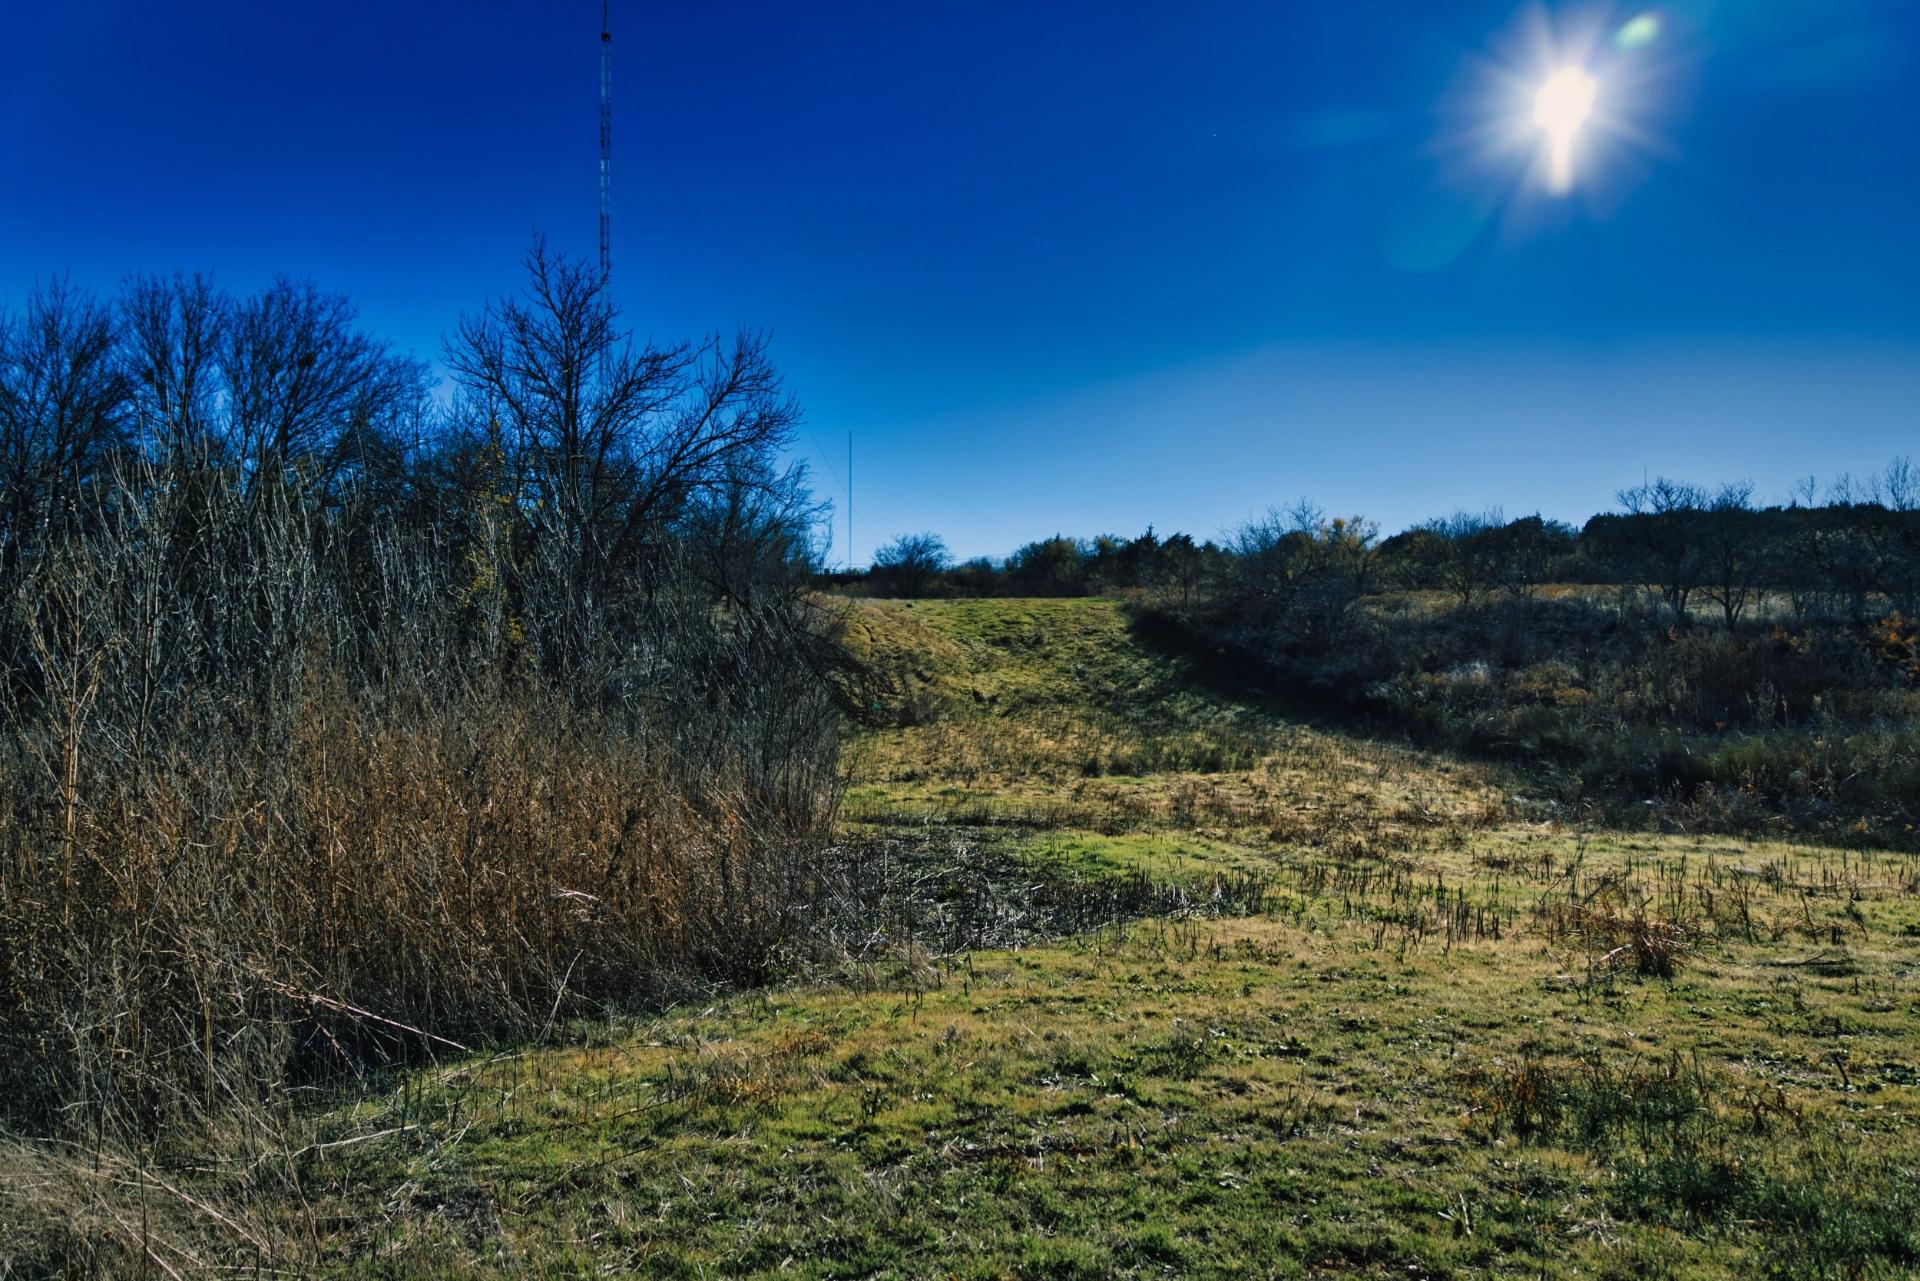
[
  {"left": 1533, "top": 66, "right": 1597, "bottom": 193},
  {"left": 1427, "top": 4, "right": 1678, "bottom": 235}
]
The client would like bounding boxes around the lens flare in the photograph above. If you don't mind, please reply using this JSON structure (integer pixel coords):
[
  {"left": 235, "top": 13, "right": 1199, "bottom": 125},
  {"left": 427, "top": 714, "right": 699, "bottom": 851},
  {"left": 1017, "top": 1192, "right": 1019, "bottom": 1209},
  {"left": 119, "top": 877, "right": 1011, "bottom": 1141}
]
[
  {"left": 1614, "top": 13, "right": 1661, "bottom": 51},
  {"left": 1408, "top": 1, "right": 1686, "bottom": 262},
  {"left": 1533, "top": 66, "right": 1597, "bottom": 193}
]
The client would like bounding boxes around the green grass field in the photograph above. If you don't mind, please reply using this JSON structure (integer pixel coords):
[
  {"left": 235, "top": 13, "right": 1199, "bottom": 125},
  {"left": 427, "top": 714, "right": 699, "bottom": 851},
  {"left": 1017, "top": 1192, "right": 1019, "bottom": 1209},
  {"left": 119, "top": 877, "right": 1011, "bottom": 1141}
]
[{"left": 69, "top": 598, "right": 1920, "bottom": 1278}]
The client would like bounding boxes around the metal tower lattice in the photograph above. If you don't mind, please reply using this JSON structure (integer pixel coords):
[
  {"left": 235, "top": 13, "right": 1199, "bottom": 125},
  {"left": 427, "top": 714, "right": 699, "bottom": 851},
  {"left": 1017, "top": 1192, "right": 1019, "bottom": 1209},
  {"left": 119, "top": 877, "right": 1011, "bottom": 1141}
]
[{"left": 599, "top": 1, "right": 612, "bottom": 275}]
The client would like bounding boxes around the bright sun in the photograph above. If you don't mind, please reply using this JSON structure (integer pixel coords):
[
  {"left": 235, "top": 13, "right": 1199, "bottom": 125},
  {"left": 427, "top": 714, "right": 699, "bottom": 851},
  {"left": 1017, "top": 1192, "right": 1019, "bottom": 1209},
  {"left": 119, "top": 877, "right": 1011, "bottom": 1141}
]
[
  {"left": 1533, "top": 66, "right": 1597, "bottom": 194},
  {"left": 1436, "top": 6, "right": 1675, "bottom": 230}
]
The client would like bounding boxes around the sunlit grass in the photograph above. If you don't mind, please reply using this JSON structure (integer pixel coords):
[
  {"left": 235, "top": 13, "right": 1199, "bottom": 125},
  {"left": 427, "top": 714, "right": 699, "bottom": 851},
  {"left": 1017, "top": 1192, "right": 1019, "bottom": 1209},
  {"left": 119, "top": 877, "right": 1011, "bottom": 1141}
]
[
  {"left": 841, "top": 596, "right": 1510, "bottom": 846},
  {"left": 259, "top": 827, "right": 1920, "bottom": 1276},
  {"left": 22, "top": 597, "right": 1916, "bottom": 1276}
]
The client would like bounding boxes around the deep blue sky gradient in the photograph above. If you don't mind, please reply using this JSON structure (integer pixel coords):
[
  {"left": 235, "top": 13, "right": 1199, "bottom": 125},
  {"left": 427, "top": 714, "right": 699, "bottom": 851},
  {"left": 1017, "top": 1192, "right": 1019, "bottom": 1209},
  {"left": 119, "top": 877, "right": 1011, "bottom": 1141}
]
[{"left": 3, "top": 2, "right": 1916, "bottom": 561}]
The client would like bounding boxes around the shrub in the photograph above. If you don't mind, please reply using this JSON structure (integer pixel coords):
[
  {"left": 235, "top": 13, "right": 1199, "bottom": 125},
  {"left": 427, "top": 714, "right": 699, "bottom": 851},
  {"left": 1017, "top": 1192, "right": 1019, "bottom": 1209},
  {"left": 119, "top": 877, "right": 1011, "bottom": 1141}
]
[{"left": 0, "top": 252, "right": 851, "bottom": 1143}]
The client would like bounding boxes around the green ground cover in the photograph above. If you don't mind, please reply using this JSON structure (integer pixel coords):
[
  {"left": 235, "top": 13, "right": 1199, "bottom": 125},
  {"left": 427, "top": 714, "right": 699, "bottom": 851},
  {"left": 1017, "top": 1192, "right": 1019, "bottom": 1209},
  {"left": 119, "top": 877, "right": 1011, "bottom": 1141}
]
[{"left": 33, "top": 597, "right": 1915, "bottom": 1278}]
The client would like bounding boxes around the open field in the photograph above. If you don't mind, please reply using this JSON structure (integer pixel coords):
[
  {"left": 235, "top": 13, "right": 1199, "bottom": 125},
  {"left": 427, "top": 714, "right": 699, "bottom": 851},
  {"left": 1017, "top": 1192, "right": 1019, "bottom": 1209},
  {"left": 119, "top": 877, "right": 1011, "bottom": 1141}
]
[
  {"left": 11, "top": 597, "right": 1918, "bottom": 1278},
  {"left": 7, "top": 5, "right": 1920, "bottom": 1274}
]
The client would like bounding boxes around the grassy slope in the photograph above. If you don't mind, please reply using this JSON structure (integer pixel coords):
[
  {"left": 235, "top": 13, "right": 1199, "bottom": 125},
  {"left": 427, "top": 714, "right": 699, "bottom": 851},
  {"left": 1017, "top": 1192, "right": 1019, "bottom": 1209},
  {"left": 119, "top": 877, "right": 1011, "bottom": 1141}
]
[
  {"left": 839, "top": 598, "right": 1507, "bottom": 874},
  {"left": 136, "top": 600, "right": 1920, "bottom": 1277}
]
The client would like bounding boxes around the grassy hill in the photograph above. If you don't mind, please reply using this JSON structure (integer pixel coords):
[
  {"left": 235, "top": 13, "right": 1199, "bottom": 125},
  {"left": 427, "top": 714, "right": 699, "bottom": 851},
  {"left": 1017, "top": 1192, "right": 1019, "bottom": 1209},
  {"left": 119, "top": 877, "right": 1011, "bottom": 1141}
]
[
  {"left": 839, "top": 598, "right": 1507, "bottom": 877},
  {"left": 25, "top": 599, "right": 1918, "bottom": 1278}
]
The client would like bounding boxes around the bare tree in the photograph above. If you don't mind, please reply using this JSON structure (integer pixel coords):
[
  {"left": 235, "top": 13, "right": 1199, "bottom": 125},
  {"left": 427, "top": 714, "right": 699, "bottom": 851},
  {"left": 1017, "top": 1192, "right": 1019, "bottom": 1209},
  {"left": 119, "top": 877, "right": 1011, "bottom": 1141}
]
[
  {"left": 1696, "top": 481, "right": 1764, "bottom": 629},
  {"left": 1611, "top": 478, "right": 1708, "bottom": 622},
  {"left": 1812, "top": 474, "right": 1898, "bottom": 623},
  {"left": 1490, "top": 514, "right": 1575, "bottom": 598},
  {"left": 220, "top": 279, "right": 424, "bottom": 499},
  {"left": 1230, "top": 501, "right": 1377, "bottom": 650},
  {"left": 1871, "top": 458, "right": 1920, "bottom": 615},
  {"left": 445, "top": 242, "right": 800, "bottom": 601},
  {"left": 0, "top": 279, "right": 129, "bottom": 578},
  {"left": 120, "top": 273, "right": 226, "bottom": 462},
  {"left": 871, "top": 531, "right": 952, "bottom": 598},
  {"left": 1421, "top": 509, "right": 1504, "bottom": 606},
  {"left": 680, "top": 455, "right": 827, "bottom": 607}
]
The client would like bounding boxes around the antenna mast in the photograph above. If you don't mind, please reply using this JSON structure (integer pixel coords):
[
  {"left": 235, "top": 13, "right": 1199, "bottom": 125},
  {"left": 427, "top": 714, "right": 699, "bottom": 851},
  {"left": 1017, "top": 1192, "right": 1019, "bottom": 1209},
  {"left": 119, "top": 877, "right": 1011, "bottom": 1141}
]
[{"left": 599, "top": 1, "right": 612, "bottom": 276}]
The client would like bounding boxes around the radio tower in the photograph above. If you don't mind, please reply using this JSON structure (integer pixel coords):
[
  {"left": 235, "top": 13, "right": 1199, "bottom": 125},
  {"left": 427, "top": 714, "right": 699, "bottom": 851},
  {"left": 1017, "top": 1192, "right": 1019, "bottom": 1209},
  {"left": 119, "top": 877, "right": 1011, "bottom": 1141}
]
[{"left": 598, "top": 0, "right": 612, "bottom": 276}]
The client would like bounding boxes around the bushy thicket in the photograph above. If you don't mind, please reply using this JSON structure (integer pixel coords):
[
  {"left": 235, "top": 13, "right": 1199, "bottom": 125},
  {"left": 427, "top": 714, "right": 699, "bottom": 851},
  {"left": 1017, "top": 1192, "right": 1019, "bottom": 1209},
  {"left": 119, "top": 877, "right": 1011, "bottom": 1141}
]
[
  {"left": 1150, "top": 494, "right": 1920, "bottom": 845},
  {"left": 0, "top": 248, "right": 854, "bottom": 1141},
  {"left": 1349, "top": 598, "right": 1920, "bottom": 837}
]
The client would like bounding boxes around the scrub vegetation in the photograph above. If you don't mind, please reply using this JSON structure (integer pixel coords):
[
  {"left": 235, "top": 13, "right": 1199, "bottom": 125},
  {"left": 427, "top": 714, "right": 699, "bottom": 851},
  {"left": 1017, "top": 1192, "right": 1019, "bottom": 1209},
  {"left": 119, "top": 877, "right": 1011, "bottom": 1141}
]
[
  {"left": 3, "top": 265, "right": 1917, "bottom": 1278},
  {"left": 9, "top": 588, "right": 1915, "bottom": 1278}
]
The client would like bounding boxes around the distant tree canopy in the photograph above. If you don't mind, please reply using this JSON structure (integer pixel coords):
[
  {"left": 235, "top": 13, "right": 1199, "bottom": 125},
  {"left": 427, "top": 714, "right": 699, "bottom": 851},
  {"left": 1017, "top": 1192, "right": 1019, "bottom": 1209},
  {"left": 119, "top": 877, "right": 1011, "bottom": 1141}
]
[
  {"left": 1006, "top": 535, "right": 1088, "bottom": 597},
  {"left": 1376, "top": 511, "right": 1577, "bottom": 605},
  {"left": 847, "top": 465, "right": 1920, "bottom": 630},
  {"left": 870, "top": 531, "right": 951, "bottom": 597},
  {"left": 853, "top": 526, "right": 1233, "bottom": 601}
]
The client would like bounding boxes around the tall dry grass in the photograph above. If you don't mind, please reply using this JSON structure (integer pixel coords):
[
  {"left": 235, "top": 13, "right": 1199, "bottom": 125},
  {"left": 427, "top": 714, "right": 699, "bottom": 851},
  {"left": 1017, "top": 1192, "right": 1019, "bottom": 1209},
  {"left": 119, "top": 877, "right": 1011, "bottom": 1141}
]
[{"left": 0, "top": 465, "right": 845, "bottom": 1147}]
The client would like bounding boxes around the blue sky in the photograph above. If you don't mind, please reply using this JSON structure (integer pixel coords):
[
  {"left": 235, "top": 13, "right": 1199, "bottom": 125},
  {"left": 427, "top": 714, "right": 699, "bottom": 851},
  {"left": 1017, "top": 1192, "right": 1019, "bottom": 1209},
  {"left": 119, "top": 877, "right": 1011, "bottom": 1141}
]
[{"left": 3, "top": 2, "right": 1916, "bottom": 562}]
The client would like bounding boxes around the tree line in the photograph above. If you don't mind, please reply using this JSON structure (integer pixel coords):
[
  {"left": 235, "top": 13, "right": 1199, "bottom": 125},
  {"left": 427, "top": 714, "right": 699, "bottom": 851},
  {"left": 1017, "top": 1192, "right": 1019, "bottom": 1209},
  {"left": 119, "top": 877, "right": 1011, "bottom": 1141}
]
[{"left": 858, "top": 464, "right": 1920, "bottom": 632}]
